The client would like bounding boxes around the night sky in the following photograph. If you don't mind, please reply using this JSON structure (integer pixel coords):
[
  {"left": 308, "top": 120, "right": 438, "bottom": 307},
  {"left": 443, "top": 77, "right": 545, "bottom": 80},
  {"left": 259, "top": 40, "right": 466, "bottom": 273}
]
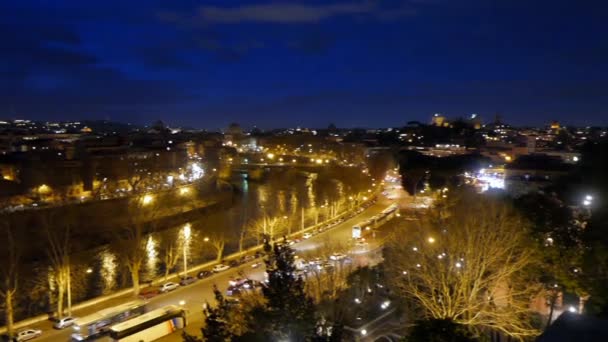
[{"left": 2, "top": 0, "right": 607, "bottom": 129}]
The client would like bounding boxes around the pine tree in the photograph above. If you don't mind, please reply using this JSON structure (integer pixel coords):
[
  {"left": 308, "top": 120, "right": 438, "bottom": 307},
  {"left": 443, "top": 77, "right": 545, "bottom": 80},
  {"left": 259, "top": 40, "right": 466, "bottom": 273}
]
[
  {"left": 259, "top": 237, "right": 316, "bottom": 340},
  {"left": 201, "top": 285, "right": 233, "bottom": 341}
]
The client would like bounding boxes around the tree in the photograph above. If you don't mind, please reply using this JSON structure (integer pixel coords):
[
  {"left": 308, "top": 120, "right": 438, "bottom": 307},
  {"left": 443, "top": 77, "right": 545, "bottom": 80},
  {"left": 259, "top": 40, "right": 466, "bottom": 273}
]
[
  {"left": 112, "top": 197, "right": 157, "bottom": 296},
  {"left": 258, "top": 237, "right": 316, "bottom": 340},
  {"left": 205, "top": 232, "right": 226, "bottom": 262},
  {"left": 0, "top": 221, "right": 21, "bottom": 339},
  {"left": 385, "top": 191, "right": 541, "bottom": 339},
  {"left": 158, "top": 229, "right": 181, "bottom": 280},
  {"left": 42, "top": 212, "right": 74, "bottom": 319},
  {"left": 201, "top": 285, "right": 234, "bottom": 341}
]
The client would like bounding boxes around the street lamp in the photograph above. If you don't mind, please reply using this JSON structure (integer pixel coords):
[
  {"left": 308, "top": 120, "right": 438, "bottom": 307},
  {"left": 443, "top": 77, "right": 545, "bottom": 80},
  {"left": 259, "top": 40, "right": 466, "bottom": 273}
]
[
  {"left": 182, "top": 224, "right": 191, "bottom": 276},
  {"left": 142, "top": 194, "right": 154, "bottom": 205}
]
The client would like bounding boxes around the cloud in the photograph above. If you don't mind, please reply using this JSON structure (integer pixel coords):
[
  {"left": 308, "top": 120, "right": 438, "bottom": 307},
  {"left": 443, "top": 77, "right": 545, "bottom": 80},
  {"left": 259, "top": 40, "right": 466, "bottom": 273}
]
[{"left": 198, "top": 3, "right": 373, "bottom": 24}]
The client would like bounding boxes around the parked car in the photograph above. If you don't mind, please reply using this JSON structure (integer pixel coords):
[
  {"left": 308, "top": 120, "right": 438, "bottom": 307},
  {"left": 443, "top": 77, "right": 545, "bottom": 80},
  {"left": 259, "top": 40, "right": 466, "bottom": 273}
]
[
  {"left": 159, "top": 282, "right": 179, "bottom": 293},
  {"left": 251, "top": 261, "right": 262, "bottom": 268},
  {"left": 15, "top": 329, "right": 42, "bottom": 341},
  {"left": 302, "top": 232, "right": 312, "bottom": 239},
  {"left": 197, "top": 270, "right": 212, "bottom": 279},
  {"left": 53, "top": 316, "right": 76, "bottom": 329},
  {"left": 212, "top": 264, "right": 230, "bottom": 273},
  {"left": 139, "top": 288, "right": 160, "bottom": 299},
  {"left": 179, "top": 276, "right": 197, "bottom": 286},
  {"left": 241, "top": 255, "right": 256, "bottom": 263},
  {"left": 330, "top": 253, "right": 347, "bottom": 261}
]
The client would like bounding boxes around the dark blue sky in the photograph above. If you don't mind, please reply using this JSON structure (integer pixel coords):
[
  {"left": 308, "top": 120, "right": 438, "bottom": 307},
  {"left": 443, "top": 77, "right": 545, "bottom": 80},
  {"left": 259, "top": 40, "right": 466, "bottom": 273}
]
[{"left": 1, "top": 0, "right": 607, "bottom": 129}]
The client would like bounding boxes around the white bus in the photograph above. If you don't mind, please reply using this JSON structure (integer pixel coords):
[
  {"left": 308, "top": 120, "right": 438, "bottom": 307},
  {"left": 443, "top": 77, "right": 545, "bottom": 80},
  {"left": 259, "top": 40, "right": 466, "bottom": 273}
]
[
  {"left": 71, "top": 299, "right": 146, "bottom": 341},
  {"left": 108, "top": 305, "right": 187, "bottom": 342}
]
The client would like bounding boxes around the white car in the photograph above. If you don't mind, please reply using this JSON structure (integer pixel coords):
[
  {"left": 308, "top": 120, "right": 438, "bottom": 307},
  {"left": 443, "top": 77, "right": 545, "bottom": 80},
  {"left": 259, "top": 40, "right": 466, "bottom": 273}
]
[
  {"left": 330, "top": 253, "right": 347, "bottom": 261},
  {"left": 159, "top": 282, "right": 179, "bottom": 293},
  {"left": 15, "top": 329, "right": 42, "bottom": 341},
  {"left": 53, "top": 316, "right": 76, "bottom": 329},
  {"left": 212, "top": 264, "right": 231, "bottom": 273},
  {"left": 302, "top": 232, "right": 312, "bottom": 239}
]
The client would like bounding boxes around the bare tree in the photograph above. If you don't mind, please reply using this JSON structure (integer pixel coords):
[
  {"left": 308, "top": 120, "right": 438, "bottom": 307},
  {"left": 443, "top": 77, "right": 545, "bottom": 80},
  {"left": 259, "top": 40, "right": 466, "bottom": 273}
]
[
  {"left": 158, "top": 230, "right": 181, "bottom": 281},
  {"left": 42, "top": 212, "right": 75, "bottom": 319},
  {"left": 385, "top": 192, "right": 541, "bottom": 339},
  {"left": 206, "top": 232, "right": 226, "bottom": 262},
  {"left": 112, "top": 197, "right": 157, "bottom": 296},
  {"left": 0, "top": 221, "right": 21, "bottom": 339}
]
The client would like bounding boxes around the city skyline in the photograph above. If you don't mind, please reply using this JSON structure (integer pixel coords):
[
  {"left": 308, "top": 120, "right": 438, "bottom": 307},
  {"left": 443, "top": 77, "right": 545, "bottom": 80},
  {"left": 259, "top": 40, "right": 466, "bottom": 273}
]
[{"left": 2, "top": 0, "right": 607, "bottom": 128}]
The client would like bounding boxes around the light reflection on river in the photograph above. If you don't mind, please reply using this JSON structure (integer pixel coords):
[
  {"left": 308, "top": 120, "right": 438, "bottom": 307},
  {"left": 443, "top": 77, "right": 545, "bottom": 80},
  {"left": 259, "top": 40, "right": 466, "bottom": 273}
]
[{"left": 94, "top": 169, "right": 366, "bottom": 288}]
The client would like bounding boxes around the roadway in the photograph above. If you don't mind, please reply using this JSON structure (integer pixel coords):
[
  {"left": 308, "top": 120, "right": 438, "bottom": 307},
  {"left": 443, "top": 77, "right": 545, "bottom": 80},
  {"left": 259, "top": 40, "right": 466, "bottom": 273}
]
[{"left": 30, "top": 173, "right": 408, "bottom": 342}]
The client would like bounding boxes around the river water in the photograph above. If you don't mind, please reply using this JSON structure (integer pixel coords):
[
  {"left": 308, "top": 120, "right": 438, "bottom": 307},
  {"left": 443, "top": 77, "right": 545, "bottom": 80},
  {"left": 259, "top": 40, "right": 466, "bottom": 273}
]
[{"left": 91, "top": 168, "right": 370, "bottom": 295}]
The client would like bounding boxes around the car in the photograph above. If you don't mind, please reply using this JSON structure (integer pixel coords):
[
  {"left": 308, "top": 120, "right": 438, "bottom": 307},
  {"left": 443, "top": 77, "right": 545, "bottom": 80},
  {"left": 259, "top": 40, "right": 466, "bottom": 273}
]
[
  {"left": 15, "top": 329, "right": 42, "bottom": 341},
  {"left": 330, "top": 253, "right": 347, "bottom": 261},
  {"left": 159, "top": 282, "right": 179, "bottom": 293},
  {"left": 251, "top": 261, "right": 262, "bottom": 268},
  {"left": 212, "top": 264, "right": 230, "bottom": 273},
  {"left": 179, "top": 276, "right": 197, "bottom": 286},
  {"left": 228, "top": 259, "right": 240, "bottom": 267},
  {"left": 309, "top": 257, "right": 323, "bottom": 265},
  {"left": 355, "top": 238, "right": 369, "bottom": 247},
  {"left": 139, "top": 288, "right": 160, "bottom": 299},
  {"left": 302, "top": 232, "right": 312, "bottom": 239},
  {"left": 197, "top": 270, "right": 212, "bottom": 279},
  {"left": 53, "top": 316, "right": 76, "bottom": 329},
  {"left": 241, "top": 255, "right": 256, "bottom": 263}
]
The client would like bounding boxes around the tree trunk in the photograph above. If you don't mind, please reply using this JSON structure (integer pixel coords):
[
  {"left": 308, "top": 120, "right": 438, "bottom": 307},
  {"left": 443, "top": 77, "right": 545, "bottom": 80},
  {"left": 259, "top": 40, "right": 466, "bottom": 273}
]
[
  {"left": 131, "top": 264, "right": 141, "bottom": 296},
  {"left": 5, "top": 290, "right": 15, "bottom": 339},
  {"left": 216, "top": 243, "right": 225, "bottom": 262},
  {"left": 57, "top": 283, "right": 64, "bottom": 319},
  {"left": 66, "top": 266, "right": 72, "bottom": 316},
  {"left": 239, "top": 232, "right": 245, "bottom": 255},
  {"left": 545, "top": 292, "right": 557, "bottom": 330}
]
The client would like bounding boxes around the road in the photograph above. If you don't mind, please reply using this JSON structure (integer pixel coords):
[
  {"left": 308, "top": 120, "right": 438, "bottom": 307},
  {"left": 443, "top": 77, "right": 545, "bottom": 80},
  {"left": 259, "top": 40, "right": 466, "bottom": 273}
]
[{"left": 30, "top": 173, "right": 408, "bottom": 342}]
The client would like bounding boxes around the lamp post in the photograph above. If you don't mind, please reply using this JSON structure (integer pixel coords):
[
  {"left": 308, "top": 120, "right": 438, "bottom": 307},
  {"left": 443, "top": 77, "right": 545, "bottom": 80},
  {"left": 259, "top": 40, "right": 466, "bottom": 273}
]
[{"left": 182, "top": 224, "right": 191, "bottom": 277}]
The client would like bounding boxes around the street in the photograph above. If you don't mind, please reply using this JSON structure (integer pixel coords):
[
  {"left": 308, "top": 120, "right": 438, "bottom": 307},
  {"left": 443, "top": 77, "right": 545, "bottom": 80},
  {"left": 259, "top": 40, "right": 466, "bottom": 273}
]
[{"left": 29, "top": 177, "right": 408, "bottom": 342}]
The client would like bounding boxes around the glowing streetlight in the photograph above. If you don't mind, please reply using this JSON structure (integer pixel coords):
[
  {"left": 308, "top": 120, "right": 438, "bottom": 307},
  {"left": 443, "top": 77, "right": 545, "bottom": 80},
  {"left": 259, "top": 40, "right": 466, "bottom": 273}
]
[
  {"left": 86, "top": 268, "right": 93, "bottom": 274},
  {"left": 455, "top": 262, "right": 462, "bottom": 268},
  {"left": 142, "top": 194, "right": 154, "bottom": 205},
  {"left": 204, "top": 237, "right": 210, "bottom": 242},
  {"left": 427, "top": 237, "right": 435, "bottom": 244},
  {"left": 361, "top": 329, "right": 367, "bottom": 336},
  {"left": 267, "top": 153, "right": 275, "bottom": 160}
]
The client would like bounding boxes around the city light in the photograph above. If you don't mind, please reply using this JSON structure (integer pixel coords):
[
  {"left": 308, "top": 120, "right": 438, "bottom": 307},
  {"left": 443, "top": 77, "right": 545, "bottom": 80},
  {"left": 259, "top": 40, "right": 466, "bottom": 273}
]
[
  {"left": 86, "top": 268, "right": 93, "bottom": 274},
  {"left": 361, "top": 329, "right": 367, "bottom": 336},
  {"left": 179, "top": 187, "right": 190, "bottom": 195},
  {"left": 455, "top": 262, "right": 462, "bottom": 268},
  {"left": 142, "top": 194, "right": 154, "bottom": 205},
  {"left": 267, "top": 153, "right": 275, "bottom": 160},
  {"left": 568, "top": 306, "right": 578, "bottom": 313},
  {"left": 427, "top": 237, "right": 435, "bottom": 244}
]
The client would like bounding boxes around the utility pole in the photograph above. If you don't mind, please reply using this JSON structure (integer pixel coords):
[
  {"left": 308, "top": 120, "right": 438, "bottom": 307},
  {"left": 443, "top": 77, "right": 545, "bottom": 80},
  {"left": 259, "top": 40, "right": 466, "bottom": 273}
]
[{"left": 301, "top": 207, "right": 305, "bottom": 230}]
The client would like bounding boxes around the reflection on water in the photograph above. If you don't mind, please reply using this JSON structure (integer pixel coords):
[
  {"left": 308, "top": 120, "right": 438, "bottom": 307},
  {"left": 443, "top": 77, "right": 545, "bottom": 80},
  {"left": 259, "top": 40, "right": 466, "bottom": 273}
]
[
  {"left": 145, "top": 236, "right": 158, "bottom": 280},
  {"left": 100, "top": 249, "right": 117, "bottom": 293},
  {"left": 91, "top": 169, "right": 366, "bottom": 293}
]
